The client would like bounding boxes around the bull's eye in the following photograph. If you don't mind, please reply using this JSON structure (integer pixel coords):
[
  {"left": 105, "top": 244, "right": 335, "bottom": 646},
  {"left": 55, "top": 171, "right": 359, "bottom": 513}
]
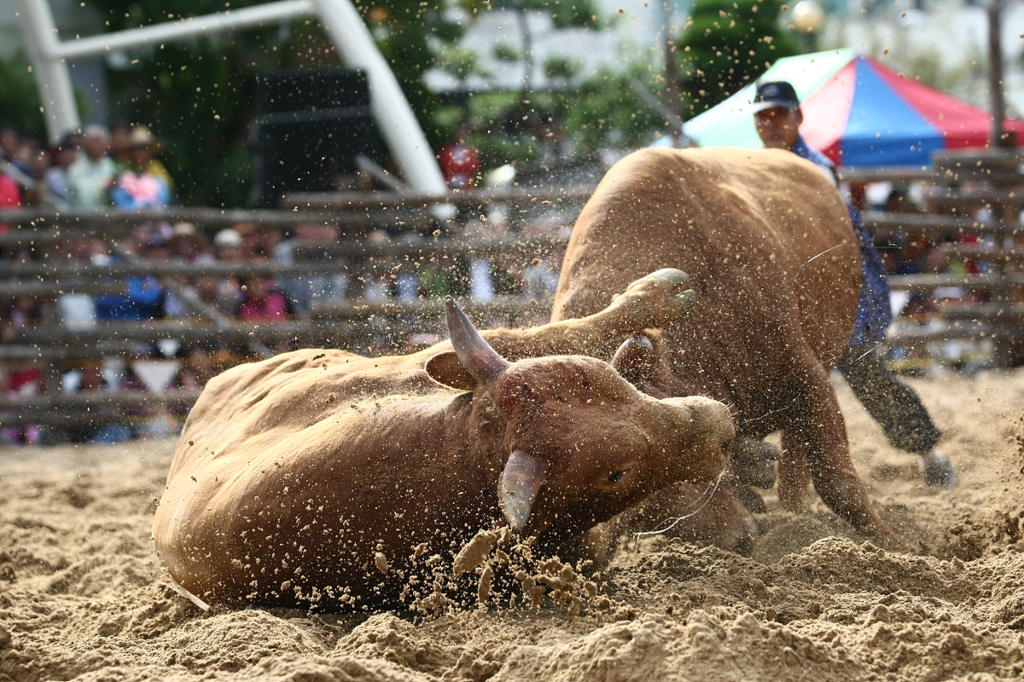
[{"left": 607, "top": 470, "right": 625, "bottom": 483}]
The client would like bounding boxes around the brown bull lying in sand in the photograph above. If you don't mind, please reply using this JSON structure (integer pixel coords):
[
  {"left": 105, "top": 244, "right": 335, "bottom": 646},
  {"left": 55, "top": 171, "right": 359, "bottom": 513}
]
[
  {"left": 553, "top": 147, "right": 898, "bottom": 549},
  {"left": 153, "top": 271, "right": 735, "bottom": 608}
]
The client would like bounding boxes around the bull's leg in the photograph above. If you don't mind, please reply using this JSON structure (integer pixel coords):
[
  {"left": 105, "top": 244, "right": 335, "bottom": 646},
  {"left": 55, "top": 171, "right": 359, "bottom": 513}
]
[
  {"left": 480, "top": 268, "right": 695, "bottom": 361},
  {"left": 788, "top": 361, "right": 898, "bottom": 546},
  {"left": 777, "top": 432, "right": 811, "bottom": 512}
]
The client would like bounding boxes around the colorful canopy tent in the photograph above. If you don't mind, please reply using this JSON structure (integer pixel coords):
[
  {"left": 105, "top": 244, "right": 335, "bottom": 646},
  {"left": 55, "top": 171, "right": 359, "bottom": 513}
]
[{"left": 682, "top": 49, "right": 1024, "bottom": 167}]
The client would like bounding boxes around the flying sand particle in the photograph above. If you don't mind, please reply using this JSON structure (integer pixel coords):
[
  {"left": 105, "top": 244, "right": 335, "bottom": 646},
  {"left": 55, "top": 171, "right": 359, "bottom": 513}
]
[{"left": 453, "top": 529, "right": 498, "bottom": 576}]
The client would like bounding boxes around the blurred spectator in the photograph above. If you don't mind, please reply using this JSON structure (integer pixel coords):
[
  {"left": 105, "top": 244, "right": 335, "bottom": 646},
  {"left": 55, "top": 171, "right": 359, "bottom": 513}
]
[
  {"left": 896, "top": 229, "right": 933, "bottom": 275},
  {"left": 109, "top": 119, "right": 132, "bottom": 166},
  {"left": 192, "top": 274, "right": 239, "bottom": 317},
  {"left": 175, "top": 343, "right": 220, "bottom": 391},
  {"left": 142, "top": 237, "right": 191, "bottom": 321},
  {"left": 484, "top": 219, "right": 521, "bottom": 296},
  {"left": 468, "top": 256, "right": 495, "bottom": 301},
  {"left": 2, "top": 293, "right": 43, "bottom": 331},
  {"left": 362, "top": 264, "right": 393, "bottom": 302},
  {"left": 533, "top": 110, "right": 566, "bottom": 166},
  {"left": 54, "top": 238, "right": 106, "bottom": 329},
  {"left": 255, "top": 225, "right": 283, "bottom": 260},
  {"left": 43, "top": 133, "right": 80, "bottom": 204},
  {"left": 233, "top": 223, "right": 265, "bottom": 261},
  {"left": 522, "top": 254, "right": 559, "bottom": 299},
  {"left": 274, "top": 223, "right": 349, "bottom": 317},
  {"left": 131, "top": 126, "right": 173, "bottom": 190},
  {"left": 884, "top": 186, "right": 914, "bottom": 213},
  {"left": 392, "top": 234, "right": 422, "bottom": 304},
  {"left": 238, "top": 276, "right": 291, "bottom": 323},
  {"left": 439, "top": 124, "right": 480, "bottom": 191},
  {"left": 359, "top": 230, "right": 394, "bottom": 302},
  {"left": 0, "top": 159, "right": 22, "bottom": 235},
  {"left": 59, "top": 360, "right": 135, "bottom": 444},
  {"left": 1, "top": 294, "right": 44, "bottom": 446},
  {"left": 16, "top": 131, "right": 49, "bottom": 205},
  {"left": 0, "top": 125, "right": 30, "bottom": 177},
  {"left": 215, "top": 227, "right": 244, "bottom": 259},
  {"left": 111, "top": 126, "right": 171, "bottom": 208},
  {"left": 461, "top": 219, "right": 496, "bottom": 302},
  {"left": 94, "top": 240, "right": 165, "bottom": 322},
  {"left": 395, "top": 266, "right": 418, "bottom": 303},
  {"left": 167, "top": 222, "right": 209, "bottom": 262},
  {"left": 214, "top": 227, "right": 246, "bottom": 311},
  {"left": 66, "top": 125, "right": 117, "bottom": 208}
]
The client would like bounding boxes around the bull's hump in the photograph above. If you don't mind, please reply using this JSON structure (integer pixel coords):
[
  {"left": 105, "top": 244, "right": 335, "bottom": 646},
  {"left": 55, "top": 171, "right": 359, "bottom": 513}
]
[{"left": 183, "top": 349, "right": 445, "bottom": 455}]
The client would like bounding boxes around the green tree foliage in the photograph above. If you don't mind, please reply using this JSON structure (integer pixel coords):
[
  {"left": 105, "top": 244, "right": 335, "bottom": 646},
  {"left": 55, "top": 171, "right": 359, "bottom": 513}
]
[
  {"left": 563, "top": 64, "right": 667, "bottom": 157},
  {"left": 0, "top": 51, "right": 46, "bottom": 136},
  {"left": 677, "top": 0, "right": 801, "bottom": 117},
  {"left": 454, "top": 0, "right": 606, "bottom": 168},
  {"left": 364, "top": 1, "right": 465, "bottom": 130},
  {"left": 522, "top": 0, "right": 599, "bottom": 29}
]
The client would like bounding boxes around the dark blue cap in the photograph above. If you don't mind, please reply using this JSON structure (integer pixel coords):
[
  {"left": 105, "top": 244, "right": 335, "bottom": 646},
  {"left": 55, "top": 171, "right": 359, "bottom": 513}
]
[{"left": 752, "top": 81, "right": 801, "bottom": 113}]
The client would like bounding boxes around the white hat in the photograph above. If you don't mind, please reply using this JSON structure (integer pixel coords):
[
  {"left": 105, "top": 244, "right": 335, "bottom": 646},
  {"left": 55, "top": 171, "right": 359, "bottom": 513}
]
[
  {"left": 172, "top": 222, "right": 199, "bottom": 238},
  {"left": 214, "top": 229, "right": 242, "bottom": 247}
]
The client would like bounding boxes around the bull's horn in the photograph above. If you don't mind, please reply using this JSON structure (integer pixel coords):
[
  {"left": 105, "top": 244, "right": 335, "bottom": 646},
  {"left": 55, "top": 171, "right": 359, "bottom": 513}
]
[
  {"left": 499, "top": 450, "right": 548, "bottom": 531},
  {"left": 611, "top": 334, "right": 655, "bottom": 386},
  {"left": 446, "top": 296, "right": 510, "bottom": 384}
]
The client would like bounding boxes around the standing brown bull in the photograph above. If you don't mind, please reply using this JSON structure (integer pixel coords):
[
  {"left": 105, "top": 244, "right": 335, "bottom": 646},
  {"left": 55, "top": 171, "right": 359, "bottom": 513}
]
[
  {"left": 552, "top": 147, "right": 898, "bottom": 548},
  {"left": 152, "top": 271, "right": 734, "bottom": 608}
]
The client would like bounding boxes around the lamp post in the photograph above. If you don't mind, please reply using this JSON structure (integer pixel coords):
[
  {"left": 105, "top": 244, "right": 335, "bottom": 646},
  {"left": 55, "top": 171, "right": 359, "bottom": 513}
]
[
  {"left": 664, "top": 0, "right": 684, "bottom": 147},
  {"left": 988, "top": 0, "right": 1007, "bottom": 147},
  {"left": 791, "top": 0, "right": 825, "bottom": 51}
]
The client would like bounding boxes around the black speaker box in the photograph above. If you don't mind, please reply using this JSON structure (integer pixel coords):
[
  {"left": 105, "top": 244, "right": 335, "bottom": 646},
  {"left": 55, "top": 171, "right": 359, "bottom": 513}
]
[{"left": 255, "top": 69, "right": 385, "bottom": 206}]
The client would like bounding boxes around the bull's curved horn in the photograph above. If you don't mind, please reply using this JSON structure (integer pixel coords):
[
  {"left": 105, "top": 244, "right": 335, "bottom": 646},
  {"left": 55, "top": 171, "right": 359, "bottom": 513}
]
[
  {"left": 499, "top": 450, "right": 548, "bottom": 531},
  {"left": 446, "top": 296, "right": 510, "bottom": 384},
  {"left": 611, "top": 334, "right": 655, "bottom": 386}
]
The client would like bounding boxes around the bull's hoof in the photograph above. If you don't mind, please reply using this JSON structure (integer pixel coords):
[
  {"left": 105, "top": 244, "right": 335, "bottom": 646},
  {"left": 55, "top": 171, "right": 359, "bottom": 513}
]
[
  {"left": 609, "top": 268, "right": 695, "bottom": 329},
  {"left": 643, "top": 268, "right": 690, "bottom": 285}
]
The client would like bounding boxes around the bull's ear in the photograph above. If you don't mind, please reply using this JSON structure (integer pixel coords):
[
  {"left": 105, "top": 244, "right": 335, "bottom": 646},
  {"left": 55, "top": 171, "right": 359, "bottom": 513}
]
[{"left": 425, "top": 351, "right": 478, "bottom": 391}]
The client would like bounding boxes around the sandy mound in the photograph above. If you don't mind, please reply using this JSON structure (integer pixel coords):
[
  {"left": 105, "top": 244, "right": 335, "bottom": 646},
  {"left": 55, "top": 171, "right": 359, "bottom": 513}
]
[{"left": 3, "top": 368, "right": 1024, "bottom": 681}]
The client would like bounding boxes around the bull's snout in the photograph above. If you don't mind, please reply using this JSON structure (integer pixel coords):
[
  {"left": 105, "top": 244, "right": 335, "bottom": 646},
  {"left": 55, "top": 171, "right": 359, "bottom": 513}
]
[{"left": 662, "top": 395, "right": 735, "bottom": 481}]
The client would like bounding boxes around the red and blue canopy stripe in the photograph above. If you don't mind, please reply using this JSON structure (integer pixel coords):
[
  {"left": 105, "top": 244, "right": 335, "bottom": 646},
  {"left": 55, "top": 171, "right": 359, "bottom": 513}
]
[{"left": 684, "top": 50, "right": 1024, "bottom": 167}]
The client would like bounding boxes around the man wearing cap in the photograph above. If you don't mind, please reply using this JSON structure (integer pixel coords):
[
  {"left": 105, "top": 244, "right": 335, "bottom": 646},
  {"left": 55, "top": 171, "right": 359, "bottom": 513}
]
[
  {"left": 752, "top": 80, "right": 956, "bottom": 489},
  {"left": 44, "top": 133, "right": 79, "bottom": 204},
  {"left": 66, "top": 125, "right": 117, "bottom": 208}
]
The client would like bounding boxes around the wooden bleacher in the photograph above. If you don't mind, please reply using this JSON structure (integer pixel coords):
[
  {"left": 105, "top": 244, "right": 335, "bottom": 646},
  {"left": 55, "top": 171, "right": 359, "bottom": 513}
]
[{"left": 3, "top": 148, "right": 1024, "bottom": 432}]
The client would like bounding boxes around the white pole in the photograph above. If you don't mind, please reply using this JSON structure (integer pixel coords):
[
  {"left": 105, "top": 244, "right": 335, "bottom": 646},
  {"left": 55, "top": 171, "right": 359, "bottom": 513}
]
[
  {"left": 311, "top": 0, "right": 447, "bottom": 195},
  {"left": 16, "top": 0, "right": 446, "bottom": 194},
  {"left": 52, "top": 0, "right": 318, "bottom": 61},
  {"left": 15, "top": 0, "right": 81, "bottom": 144}
]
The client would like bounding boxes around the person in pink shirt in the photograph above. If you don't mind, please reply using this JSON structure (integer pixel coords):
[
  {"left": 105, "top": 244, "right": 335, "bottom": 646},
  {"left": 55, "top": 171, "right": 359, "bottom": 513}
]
[
  {"left": 1, "top": 163, "right": 21, "bottom": 235},
  {"left": 238, "top": 277, "right": 291, "bottom": 323}
]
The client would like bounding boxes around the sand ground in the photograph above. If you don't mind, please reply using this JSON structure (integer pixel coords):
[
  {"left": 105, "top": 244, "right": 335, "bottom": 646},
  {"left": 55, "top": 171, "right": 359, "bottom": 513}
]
[{"left": 2, "top": 368, "right": 1024, "bottom": 681}]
